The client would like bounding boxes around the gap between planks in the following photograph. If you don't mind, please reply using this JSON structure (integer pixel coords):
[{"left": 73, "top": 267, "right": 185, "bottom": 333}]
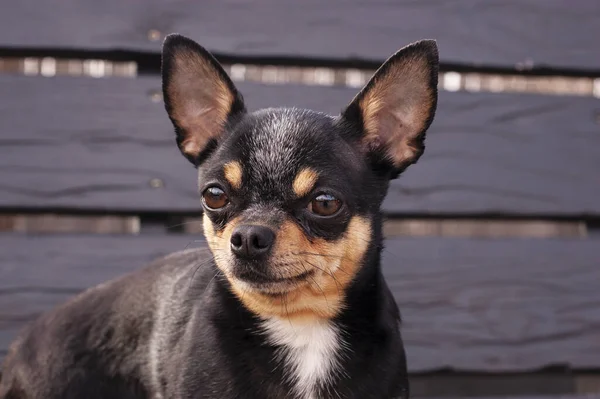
[
  {"left": 0, "top": 57, "right": 598, "bottom": 98},
  {"left": 182, "top": 216, "right": 588, "bottom": 239},
  {"left": 0, "top": 214, "right": 140, "bottom": 234},
  {"left": 0, "top": 214, "right": 588, "bottom": 238}
]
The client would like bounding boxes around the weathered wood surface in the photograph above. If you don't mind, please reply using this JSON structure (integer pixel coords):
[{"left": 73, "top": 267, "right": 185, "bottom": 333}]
[
  {"left": 1, "top": 75, "right": 599, "bottom": 216},
  {"left": 0, "top": 233, "right": 598, "bottom": 371},
  {"left": 381, "top": 237, "right": 600, "bottom": 372},
  {"left": 0, "top": 215, "right": 140, "bottom": 234},
  {"left": 426, "top": 396, "right": 600, "bottom": 399},
  {"left": 411, "top": 373, "right": 580, "bottom": 398},
  {"left": 1, "top": 0, "right": 599, "bottom": 71},
  {"left": 0, "top": 233, "right": 195, "bottom": 359}
]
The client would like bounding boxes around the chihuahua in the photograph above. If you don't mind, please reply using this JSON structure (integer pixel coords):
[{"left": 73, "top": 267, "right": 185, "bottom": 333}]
[{"left": 0, "top": 34, "right": 438, "bottom": 399}]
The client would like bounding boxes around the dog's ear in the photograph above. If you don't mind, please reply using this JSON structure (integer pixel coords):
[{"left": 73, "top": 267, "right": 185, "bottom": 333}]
[
  {"left": 342, "top": 40, "right": 438, "bottom": 177},
  {"left": 162, "top": 34, "right": 246, "bottom": 165}
]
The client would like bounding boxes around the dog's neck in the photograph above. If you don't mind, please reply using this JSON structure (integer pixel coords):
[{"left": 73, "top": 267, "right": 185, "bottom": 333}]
[{"left": 211, "top": 248, "right": 385, "bottom": 399}]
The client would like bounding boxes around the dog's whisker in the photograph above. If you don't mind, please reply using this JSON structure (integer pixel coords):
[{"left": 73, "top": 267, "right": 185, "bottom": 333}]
[
  {"left": 304, "top": 259, "right": 343, "bottom": 298},
  {"left": 198, "top": 269, "right": 224, "bottom": 298},
  {"left": 297, "top": 257, "right": 352, "bottom": 278},
  {"left": 187, "top": 258, "right": 218, "bottom": 289},
  {"left": 301, "top": 260, "right": 329, "bottom": 310},
  {"left": 166, "top": 220, "right": 206, "bottom": 230},
  {"left": 182, "top": 239, "right": 209, "bottom": 251},
  {"left": 293, "top": 251, "right": 344, "bottom": 260},
  {"left": 290, "top": 251, "right": 361, "bottom": 270}
]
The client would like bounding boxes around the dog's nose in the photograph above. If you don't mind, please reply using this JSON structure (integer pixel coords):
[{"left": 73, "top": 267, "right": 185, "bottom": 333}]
[{"left": 230, "top": 225, "right": 275, "bottom": 259}]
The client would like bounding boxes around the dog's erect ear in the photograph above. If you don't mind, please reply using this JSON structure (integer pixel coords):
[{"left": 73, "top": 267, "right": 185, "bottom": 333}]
[
  {"left": 162, "top": 34, "right": 246, "bottom": 165},
  {"left": 342, "top": 40, "right": 439, "bottom": 177}
]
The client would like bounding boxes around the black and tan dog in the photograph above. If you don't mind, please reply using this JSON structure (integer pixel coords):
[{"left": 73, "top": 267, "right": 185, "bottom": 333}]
[{"left": 0, "top": 34, "right": 438, "bottom": 399}]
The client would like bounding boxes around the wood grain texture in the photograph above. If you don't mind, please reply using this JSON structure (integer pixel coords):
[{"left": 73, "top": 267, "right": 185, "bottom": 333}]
[
  {"left": 0, "top": 233, "right": 197, "bottom": 359},
  {"left": 0, "top": 233, "right": 598, "bottom": 372},
  {"left": 380, "top": 237, "right": 600, "bottom": 372},
  {"left": 1, "top": 0, "right": 599, "bottom": 71},
  {"left": 1, "top": 75, "right": 599, "bottom": 216}
]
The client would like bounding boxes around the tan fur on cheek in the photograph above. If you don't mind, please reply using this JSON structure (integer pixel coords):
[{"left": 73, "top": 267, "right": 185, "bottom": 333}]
[
  {"left": 203, "top": 214, "right": 240, "bottom": 275},
  {"left": 223, "top": 161, "right": 243, "bottom": 190},
  {"left": 229, "top": 216, "right": 372, "bottom": 321},
  {"left": 292, "top": 168, "right": 319, "bottom": 197}
]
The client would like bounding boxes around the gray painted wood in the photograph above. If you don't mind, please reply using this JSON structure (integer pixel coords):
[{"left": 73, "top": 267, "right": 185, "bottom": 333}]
[
  {"left": 381, "top": 237, "right": 600, "bottom": 372},
  {"left": 1, "top": 1, "right": 599, "bottom": 71},
  {"left": 0, "top": 233, "right": 598, "bottom": 371},
  {"left": 424, "top": 396, "right": 600, "bottom": 399},
  {"left": 410, "top": 373, "right": 575, "bottom": 397},
  {"left": 1, "top": 75, "right": 599, "bottom": 216}
]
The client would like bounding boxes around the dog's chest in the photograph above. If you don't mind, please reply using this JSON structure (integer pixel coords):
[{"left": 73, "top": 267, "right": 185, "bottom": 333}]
[{"left": 261, "top": 318, "right": 343, "bottom": 399}]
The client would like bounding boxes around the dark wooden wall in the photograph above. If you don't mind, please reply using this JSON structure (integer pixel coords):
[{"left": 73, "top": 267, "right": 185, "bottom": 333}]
[
  {"left": 2, "top": 75, "right": 599, "bottom": 215},
  {"left": 0, "top": 1, "right": 599, "bottom": 396},
  {"left": 1, "top": 0, "right": 599, "bottom": 71}
]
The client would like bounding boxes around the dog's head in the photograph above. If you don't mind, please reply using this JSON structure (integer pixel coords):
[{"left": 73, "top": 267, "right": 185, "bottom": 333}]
[{"left": 162, "top": 34, "right": 438, "bottom": 320}]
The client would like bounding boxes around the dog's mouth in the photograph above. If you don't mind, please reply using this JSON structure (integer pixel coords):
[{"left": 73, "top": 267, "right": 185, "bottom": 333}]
[{"left": 234, "top": 268, "right": 315, "bottom": 294}]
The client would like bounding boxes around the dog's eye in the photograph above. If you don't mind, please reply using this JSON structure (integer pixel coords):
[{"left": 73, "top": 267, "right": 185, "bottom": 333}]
[
  {"left": 308, "top": 194, "right": 342, "bottom": 217},
  {"left": 202, "top": 186, "right": 229, "bottom": 210}
]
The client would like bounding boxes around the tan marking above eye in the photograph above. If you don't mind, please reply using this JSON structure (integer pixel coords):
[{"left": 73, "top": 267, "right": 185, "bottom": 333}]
[
  {"left": 223, "top": 161, "right": 243, "bottom": 189},
  {"left": 292, "top": 168, "right": 319, "bottom": 197}
]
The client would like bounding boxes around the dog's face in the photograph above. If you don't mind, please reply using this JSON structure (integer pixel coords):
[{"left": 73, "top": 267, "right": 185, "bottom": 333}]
[{"left": 162, "top": 34, "right": 438, "bottom": 320}]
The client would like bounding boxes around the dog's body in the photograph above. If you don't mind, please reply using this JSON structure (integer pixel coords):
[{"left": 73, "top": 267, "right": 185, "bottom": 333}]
[
  {"left": 1, "top": 246, "right": 405, "bottom": 399},
  {"left": 0, "top": 34, "right": 438, "bottom": 399}
]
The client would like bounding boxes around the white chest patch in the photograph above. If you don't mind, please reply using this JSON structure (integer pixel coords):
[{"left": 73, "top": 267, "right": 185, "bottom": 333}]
[{"left": 261, "top": 318, "right": 343, "bottom": 399}]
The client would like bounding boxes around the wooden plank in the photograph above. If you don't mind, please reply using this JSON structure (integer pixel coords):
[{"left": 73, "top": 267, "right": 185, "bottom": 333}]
[
  {"left": 426, "top": 396, "right": 600, "bottom": 399},
  {"left": 0, "top": 214, "right": 139, "bottom": 234},
  {"left": 577, "top": 376, "right": 600, "bottom": 394},
  {"left": 410, "top": 373, "right": 576, "bottom": 397},
  {"left": 1, "top": 75, "right": 599, "bottom": 217},
  {"left": 0, "top": 214, "right": 587, "bottom": 238},
  {"left": 380, "top": 237, "right": 600, "bottom": 372},
  {"left": 3, "top": 57, "right": 597, "bottom": 98},
  {"left": 0, "top": 233, "right": 198, "bottom": 360},
  {"left": 1, "top": 1, "right": 599, "bottom": 71},
  {"left": 0, "top": 217, "right": 15, "bottom": 231},
  {"left": 0, "top": 233, "right": 598, "bottom": 372},
  {"left": 381, "top": 219, "right": 586, "bottom": 239},
  {"left": 183, "top": 217, "right": 587, "bottom": 238}
]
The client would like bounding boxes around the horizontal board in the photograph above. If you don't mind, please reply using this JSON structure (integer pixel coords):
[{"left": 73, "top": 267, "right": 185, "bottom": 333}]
[
  {"left": 1, "top": 1, "right": 599, "bottom": 71},
  {"left": 382, "top": 237, "right": 600, "bottom": 372},
  {"left": 425, "top": 396, "right": 600, "bottom": 399},
  {"left": 429, "top": 396, "right": 600, "bottom": 399},
  {"left": 0, "top": 214, "right": 140, "bottom": 234},
  {"left": 0, "top": 233, "right": 598, "bottom": 372},
  {"left": 411, "top": 374, "right": 576, "bottom": 398},
  {"left": 1, "top": 76, "right": 599, "bottom": 216},
  {"left": 183, "top": 217, "right": 587, "bottom": 239}
]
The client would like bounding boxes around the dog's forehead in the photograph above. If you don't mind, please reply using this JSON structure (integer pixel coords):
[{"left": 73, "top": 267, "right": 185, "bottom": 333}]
[{"left": 236, "top": 108, "right": 337, "bottom": 182}]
